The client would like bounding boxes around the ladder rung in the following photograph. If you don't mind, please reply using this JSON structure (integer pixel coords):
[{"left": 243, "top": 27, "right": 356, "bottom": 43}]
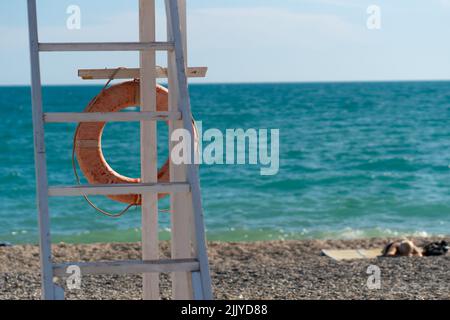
[
  {"left": 78, "top": 67, "right": 208, "bottom": 80},
  {"left": 38, "top": 42, "right": 174, "bottom": 52},
  {"left": 48, "top": 182, "right": 190, "bottom": 197},
  {"left": 44, "top": 111, "right": 181, "bottom": 123},
  {"left": 53, "top": 258, "right": 200, "bottom": 277}
]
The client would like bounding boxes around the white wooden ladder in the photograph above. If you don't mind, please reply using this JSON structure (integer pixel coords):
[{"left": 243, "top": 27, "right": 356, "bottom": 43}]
[{"left": 26, "top": 0, "right": 213, "bottom": 300}]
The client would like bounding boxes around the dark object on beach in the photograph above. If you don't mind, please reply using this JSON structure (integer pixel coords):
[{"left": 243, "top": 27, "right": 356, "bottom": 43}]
[
  {"left": 422, "top": 241, "right": 449, "bottom": 257},
  {"left": 382, "top": 240, "right": 422, "bottom": 257},
  {"left": 0, "top": 242, "right": 12, "bottom": 247}
]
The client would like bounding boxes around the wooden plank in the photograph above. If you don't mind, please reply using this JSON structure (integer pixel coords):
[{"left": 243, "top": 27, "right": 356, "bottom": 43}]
[
  {"left": 166, "top": 0, "right": 213, "bottom": 300},
  {"left": 48, "top": 182, "right": 190, "bottom": 197},
  {"left": 78, "top": 67, "right": 208, "bottom": 80},
  {"left": 168, "top": 0, "right": 193, "bottom": 300},
  {"left": 53, "top": 259, "right": 200, "bottom": 277},
  {"left": 139, "top": 0, "right": 159, "bottom": 301},
  {"left": 26, "top": 0, "right": 55, "bottom": 300},
  {"left": 44, "top": 111, "right": 181, "bottom": 123},
  {"left": 38, "top": 42, "right": 173, "bottom": 52}
]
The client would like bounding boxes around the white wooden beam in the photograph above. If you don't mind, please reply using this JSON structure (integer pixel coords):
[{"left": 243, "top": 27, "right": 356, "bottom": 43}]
[
  {"left": 43, "top": 111, "right": 181, "bottom": 123},
  {"left": 168, "top": 0, "right": 194, "bottom": 300},
  {"left": 38, "top": 42, "right": 173, "bottom": 52},
  {"left": 48, "top": 182, "right": 189, "bottom": 197},
  {"left": 27, "top": 0, "right": 56, "bottom": 300},
  {"left": 166, "top": 0, "right": 213, "bottom": 300},
  {"left": 78, "top": 67, "right": 207, "bottom": 80},
  {"left": 53, "top": 259, "right": 200, "bottom": 277},
  {"left": 139, "top": 0, "right": 159, "bottom": 300}
]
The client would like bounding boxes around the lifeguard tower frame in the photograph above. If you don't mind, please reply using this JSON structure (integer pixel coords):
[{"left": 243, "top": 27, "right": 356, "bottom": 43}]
[{"left": 27, "top": 0, "right": 213, "bottom": 300}]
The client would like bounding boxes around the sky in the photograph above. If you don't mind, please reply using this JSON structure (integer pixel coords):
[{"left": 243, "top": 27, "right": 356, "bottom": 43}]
[{"left": 1, "top": 0, "right": 450, "bottom": 85}]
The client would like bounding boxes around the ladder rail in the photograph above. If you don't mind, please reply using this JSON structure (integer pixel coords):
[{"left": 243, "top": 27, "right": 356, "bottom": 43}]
[
  {"left": 26, "top": 0, "right": 55, "bottom": 300},
  {"left": 166, "top": 0, "right": 213, "bottom": 300},
  {"left": 167, "top": 0, "right": 194, "bottom": 300},
  {"left": 139, "top": 0, "right": 160, "bottom": 300}
]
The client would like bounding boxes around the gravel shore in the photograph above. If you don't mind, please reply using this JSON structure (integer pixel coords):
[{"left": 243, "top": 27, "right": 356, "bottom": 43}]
[{"left": 0, "top": 237, "right": 449, "bottom": 300}]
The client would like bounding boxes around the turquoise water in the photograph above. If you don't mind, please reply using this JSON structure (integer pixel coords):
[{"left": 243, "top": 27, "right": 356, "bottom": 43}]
[{"left": 1, "top": 82, "right": 450, "bottom": 244}]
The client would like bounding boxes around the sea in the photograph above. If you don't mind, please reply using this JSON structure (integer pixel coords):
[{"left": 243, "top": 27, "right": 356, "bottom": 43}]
[{"left": 1, "top": 81, "right": 450, "bottom": 244}]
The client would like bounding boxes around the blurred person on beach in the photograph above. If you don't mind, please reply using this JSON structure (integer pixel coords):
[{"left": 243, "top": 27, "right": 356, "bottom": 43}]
[{"left": 382, "top": 239, "right": 422, "bottom": 257}]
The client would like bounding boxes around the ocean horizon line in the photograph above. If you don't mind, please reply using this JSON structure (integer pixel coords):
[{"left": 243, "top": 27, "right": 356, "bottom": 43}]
[{"left": 3, "top": 78, "right": 450, "bottom": 87}]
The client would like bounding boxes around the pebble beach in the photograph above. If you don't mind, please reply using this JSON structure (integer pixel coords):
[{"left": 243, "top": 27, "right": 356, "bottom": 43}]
[{"left": 0, "top": 237, "right": 449, "bottom": 300}]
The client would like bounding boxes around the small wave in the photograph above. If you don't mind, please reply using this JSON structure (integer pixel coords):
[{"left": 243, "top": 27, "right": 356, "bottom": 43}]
[
  {"left": 350, "top": 158, "right": 420, "bottom": 172},
  {"left": 0, "top": 226, "right": 444, "bottom": 244}
]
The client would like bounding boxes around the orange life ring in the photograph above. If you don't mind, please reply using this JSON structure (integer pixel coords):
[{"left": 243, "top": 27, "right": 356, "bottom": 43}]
[{"left": 75, "top": 80, "right": 178, "bottom": 205}]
